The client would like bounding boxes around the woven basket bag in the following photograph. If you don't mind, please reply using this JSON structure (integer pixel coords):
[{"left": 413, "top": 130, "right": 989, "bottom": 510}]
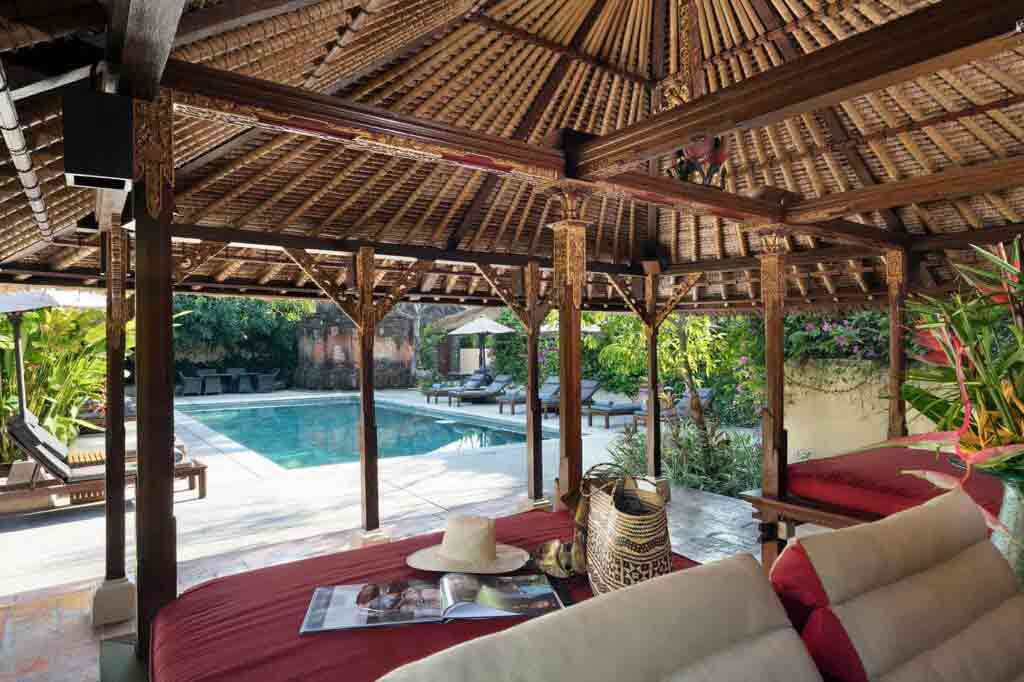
[{"left": 585, "top": 473, "right": 672, "bottom": 595}]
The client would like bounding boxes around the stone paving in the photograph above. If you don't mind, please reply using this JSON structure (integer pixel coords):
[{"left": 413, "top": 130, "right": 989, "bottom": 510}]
[{"left": 0, "top": 389, "right": 759, "bottom": 681}]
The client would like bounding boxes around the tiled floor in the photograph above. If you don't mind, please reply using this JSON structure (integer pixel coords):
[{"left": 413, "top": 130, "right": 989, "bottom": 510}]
[{"left": 0, "top": 390, "right": 759, "bottom": 681}]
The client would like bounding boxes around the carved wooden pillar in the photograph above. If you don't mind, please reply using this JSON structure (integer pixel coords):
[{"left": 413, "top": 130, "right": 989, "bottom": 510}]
[
  {"left": 551, "top": 191, "right": 587, "bottom": 511},
  {"left": 104, "top": 206, "right": 128, "bottom": 583},
  {"left": 645, "top": 273, "right": 661, "bottom": 478},
  {"left": 887, "top": 248, "right": 908, "bottom": 438},
  {"left": 758, "top": 233, "right": 787, "bottom": 568},
  {"left": 355, "top": 246, "right": 380, "bottom": 531},
  {"left": 523, "top": 261, "right": 544, "bottom": 500},
  {"left": 133, "top": 91, "right": 177, "bottom": 660}
]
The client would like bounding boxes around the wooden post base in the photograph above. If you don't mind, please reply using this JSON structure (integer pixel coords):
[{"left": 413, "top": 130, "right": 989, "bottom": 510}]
[
  {"left": 92, "top": 577, "right": 137, "bottom": 627},
  {"left": 350, "top": 526, "right": 393, "bottom": 549},
  {"left": 517, "top": 496, "right": 552, "bottom": 513}
]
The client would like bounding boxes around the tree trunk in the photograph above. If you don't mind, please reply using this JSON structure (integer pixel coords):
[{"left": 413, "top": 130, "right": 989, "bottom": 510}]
[{"left": 675, "top": 316, "right": 711, "bottom": 453}]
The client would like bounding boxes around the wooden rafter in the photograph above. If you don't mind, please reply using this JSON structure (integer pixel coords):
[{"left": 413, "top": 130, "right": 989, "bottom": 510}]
[
  {"left": 469, "top": 15, "right": 651, "bottom": 84},
  {"left": 374, "top": 260, "right": 433, "bottom": 322},
  {"left": 284, "top": 247, "right": 353, "bottom": 319},
  {"left": 788, "top": 156, "right": 1024, "bottom": 224},
  {"left": 108, "top": 0, "right": 188, "bottom": 99},
  {"left": 653, "top": 273, "right": 702, "bottom": 329}
]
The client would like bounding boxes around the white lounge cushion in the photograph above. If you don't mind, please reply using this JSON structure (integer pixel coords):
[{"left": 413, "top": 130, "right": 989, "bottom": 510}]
[{"left": 380, "top": 554, "right": 822, "bottom": 682}]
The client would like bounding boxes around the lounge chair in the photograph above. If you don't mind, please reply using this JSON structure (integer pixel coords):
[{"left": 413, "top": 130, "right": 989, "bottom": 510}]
[
  {"left": 3, "top": 411, "right": 206, "bottom": 505},
  {"left": 584, "top": 387, "right": 648, "bottom": 428},
  {"left": 496, "top": 386, "right": 527, "bottom": 415},
  {"left": 542, "top": 378, "right": 599, "bottom": 418},
  {"left": 179, "top": 373, "right": 202, "bottom": 397},
  {"left": 450, "top": 374, "right": 513, "bottom": 406},
  {"left": 423, "top": 370, "right": 487, "bottom": 404},
  {"left": 633, "top": 387, "right": 713, "bottom": 427}
]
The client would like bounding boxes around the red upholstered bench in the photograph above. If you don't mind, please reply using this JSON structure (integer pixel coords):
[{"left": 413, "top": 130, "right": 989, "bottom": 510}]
[
  {"left": 151, "top": 511, "right": 696, "bottom": 682},
  {"left": 786, "top": 446, "right": 1004, "bottom": 519}
]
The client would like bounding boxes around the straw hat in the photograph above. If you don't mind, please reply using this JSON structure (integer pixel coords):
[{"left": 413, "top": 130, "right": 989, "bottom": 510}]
[{"left": 406, "top": 515, "right": 530, "bottom": 574}]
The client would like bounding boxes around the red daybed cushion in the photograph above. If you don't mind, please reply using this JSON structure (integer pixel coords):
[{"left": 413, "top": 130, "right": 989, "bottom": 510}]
[
  {"left": 151, "top": 510, "right": 696, "bottom": 682},
  {"left": 787, "top": 446, "right": 1004, "bottom": 519}
]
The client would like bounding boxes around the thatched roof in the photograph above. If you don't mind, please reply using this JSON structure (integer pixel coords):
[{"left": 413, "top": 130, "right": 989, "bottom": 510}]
[{"left": 0, "top": 0, "right": 1021, "bottom": 314}]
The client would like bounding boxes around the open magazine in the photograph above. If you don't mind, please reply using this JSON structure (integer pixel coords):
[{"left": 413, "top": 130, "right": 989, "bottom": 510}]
[{"left": 300, "top": 573, "right": 563, "bottom": 634}]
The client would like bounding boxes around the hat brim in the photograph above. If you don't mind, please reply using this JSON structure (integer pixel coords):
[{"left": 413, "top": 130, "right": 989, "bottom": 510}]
[{"left": 406, "top": 543, "right": 530, "bottom": 574}]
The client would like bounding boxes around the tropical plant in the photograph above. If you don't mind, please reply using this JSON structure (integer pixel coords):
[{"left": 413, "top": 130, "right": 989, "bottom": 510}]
[
  {"left": 0, "top": 308, "right": 134, "bottom": 463},
  {"left": 607, "top": 419, "right": 761, "bottom": 498},
  {"left": 171, "top": 295, "right": 312, "bottom": 380},
  {"left": 890, "top": 240, "right": 1024, "bottom": 484}
]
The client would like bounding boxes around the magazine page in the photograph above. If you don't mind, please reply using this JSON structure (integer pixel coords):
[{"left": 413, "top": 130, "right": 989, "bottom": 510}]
[
  {"left": 300, "top": 580, "right": 442, "bottom": 633},
  {"left": 440, "top": 573, "right": 563, "bottom": 620}
]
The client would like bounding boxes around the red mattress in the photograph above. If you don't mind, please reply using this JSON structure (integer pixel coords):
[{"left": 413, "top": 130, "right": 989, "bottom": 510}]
[
  {"left": 787, "top": 447, "right": 1004, "bottom": 519},
  {"left": 152, "top": 510, "right": 696, "bottom": 682}
]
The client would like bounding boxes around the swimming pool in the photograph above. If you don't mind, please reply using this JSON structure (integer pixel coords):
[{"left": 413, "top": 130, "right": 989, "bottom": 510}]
[{"left": 178, "top": 399, "right": 548, "bottom": 469}]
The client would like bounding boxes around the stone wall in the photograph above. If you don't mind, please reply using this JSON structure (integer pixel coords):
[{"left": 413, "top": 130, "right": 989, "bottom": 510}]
[{"left": 293, "top": 304, "right": 415, "bottom": 390}]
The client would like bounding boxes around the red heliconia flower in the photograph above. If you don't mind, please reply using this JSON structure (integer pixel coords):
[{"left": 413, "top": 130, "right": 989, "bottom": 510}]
[{"left": 914, "top": 329, "right": 950, "bottom": 366}]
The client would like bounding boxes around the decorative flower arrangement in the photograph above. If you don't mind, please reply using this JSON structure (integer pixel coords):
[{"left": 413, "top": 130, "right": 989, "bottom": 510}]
[{"left": 878, "top": 240, "right": 1024, "bottom": 579}]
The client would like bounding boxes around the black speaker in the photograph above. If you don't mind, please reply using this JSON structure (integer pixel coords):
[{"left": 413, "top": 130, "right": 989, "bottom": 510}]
[{"left": 62, "top": 85, "right": 133, "bottom": 191}]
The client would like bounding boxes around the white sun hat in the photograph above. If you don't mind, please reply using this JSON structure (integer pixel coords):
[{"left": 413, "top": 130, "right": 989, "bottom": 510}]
[{"left": 406, "top": 515, "right": 530, "bottom": 574}]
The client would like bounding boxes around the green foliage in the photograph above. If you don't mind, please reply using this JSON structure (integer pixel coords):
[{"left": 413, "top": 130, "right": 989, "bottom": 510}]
[
  {"left": 607, "top": 419, "right": 761, "bottom": 498},
  {"left": 171, "top": 295, "right": 311, "bottom": 380},
  {"left": 1, "top": 308, "right": 134, "bottom": 463},
  {"left": 417, "top": 321, "right": 449, "bottom": 376},
  {"left": 785, "top": 311, "right": 890, "bottom": 362}
]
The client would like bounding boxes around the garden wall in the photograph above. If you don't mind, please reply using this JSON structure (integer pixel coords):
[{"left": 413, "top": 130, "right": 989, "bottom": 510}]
[
  {"left": 785, "top": 360, "right": 933, "bottom": 460},
  {"left": 293, "top": 306, "right": 415, "bottom": 389}
]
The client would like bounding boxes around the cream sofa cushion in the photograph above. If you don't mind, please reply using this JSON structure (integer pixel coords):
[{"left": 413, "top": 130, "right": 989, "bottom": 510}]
[
  {"left": 778, "top": 488, "right": 1024, "bottom": 682},
  {"left": 380, "top": 554, "right": 822, "bottom": 682}
]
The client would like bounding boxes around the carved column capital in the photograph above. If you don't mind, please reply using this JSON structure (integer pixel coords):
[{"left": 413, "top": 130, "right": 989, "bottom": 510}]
[
  {"left": 133, "top": 89, "right": 174, "bottom": 220},
  {"left": 885, "top": 248, "right": 908, "bottom": 297},
  {"left": 758, "top": 230, "right": 788, "bottom": 256},
  {"left": 549, "top": 219, "right": 587, "bottom": 309}
]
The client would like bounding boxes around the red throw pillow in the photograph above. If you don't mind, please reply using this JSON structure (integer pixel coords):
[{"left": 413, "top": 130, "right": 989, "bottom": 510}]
[{"left": 770, "top": 541, "right": 868, "bottom": 682}]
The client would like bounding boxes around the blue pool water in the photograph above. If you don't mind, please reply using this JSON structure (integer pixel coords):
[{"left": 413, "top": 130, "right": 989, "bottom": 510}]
[{"left": 179, "top": 400, "right": 536, "bottom": 469}]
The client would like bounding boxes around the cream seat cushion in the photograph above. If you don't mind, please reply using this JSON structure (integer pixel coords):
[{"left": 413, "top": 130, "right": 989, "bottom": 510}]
[
  {"left": 380, "top": 554, "right": 822, "bottom": 682},
  {"left": 772, "top": 488, "right": 1024, "bottom": 682}
]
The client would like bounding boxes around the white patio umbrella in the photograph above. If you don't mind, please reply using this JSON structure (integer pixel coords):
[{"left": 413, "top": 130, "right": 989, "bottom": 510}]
[
  {"left": 447, "top": 316, "right": 515, "bottom": 373},
  {"left": 540, "top": 320, "right": 601, "bottom": 335},
  {"left": 1, "top": 288, "right": 105, "bottom": 418}
]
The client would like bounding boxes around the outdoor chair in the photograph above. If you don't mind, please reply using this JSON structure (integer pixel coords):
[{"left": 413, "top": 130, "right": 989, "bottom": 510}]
[
  {"left": 226, "top": 368, "right": 245, "bottom": 393},
  {"left": 422, "top": 381, "right": 459, "bottom": 404},
  {"left": 542, "top": 378, "right": 599, "bottom": 418},
  {"left": 202, "top": 375, "right": 223, "bottom": 395},
  {"left": 450, "top": 374, "right": 513, "bottom": 406},
  {"left": 179, "top": 373, "right": 202, "bottom": 397},
  {"left": 3, "top": 410, "right": 206, "bottom": 505},
  {"left": 584, "top": 387, "right": 648, "bottom": 428},
  {"left": 256, "top": 370, "right": 278, "bottom": 393},
  {"left": 237, "top": 374, "right": 255, "bottom": 393},
  {"left": 496, "top": 386, "right": 527, "bottom": 415},
  {"left": 633, "top": 387, "right": 713, "bottom": 427}
]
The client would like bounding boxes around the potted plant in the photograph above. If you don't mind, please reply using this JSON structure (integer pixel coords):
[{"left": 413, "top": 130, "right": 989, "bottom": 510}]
[{"left": 887, "top": 240, "right": 1024, "bottom": 582}]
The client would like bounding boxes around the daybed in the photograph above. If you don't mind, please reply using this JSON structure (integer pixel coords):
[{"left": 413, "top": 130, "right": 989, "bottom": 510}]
[
  {"left": 542, "top": 379, "right": 599, "bottom": 418},
  {"left": 150, "top": 510, "right": 694, "bottom": 682},
  {"left": 741, "top": 445, "right": 1004, "bottom": 533},
  {"left": 152, "top": 490, "right": 1024, "bottom": 682}
]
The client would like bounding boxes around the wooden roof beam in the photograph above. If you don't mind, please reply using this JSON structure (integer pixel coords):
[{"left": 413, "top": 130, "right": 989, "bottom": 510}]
[
  {"left": 107, "top": 0, "right": 188, "bottom": 100},
  {"left": 163, "top": 59, "right": 564, "bottom": 183},
  {"left": 911, "top": 223, "right": 1024, "bottom": 252},
  {"left": 173, "top": 0, "right": 348, "bottom": 48},
  {"left": 169, "top": 222, "right": 643, "bottom": 276},
  {"left": 573, "top": 0, "right": 1023, "bottom": 179}
]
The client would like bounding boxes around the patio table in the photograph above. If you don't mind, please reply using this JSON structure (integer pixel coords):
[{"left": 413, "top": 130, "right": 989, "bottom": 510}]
[{"left": 151, "top": 511, "right": 696, "bottom": 682}]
